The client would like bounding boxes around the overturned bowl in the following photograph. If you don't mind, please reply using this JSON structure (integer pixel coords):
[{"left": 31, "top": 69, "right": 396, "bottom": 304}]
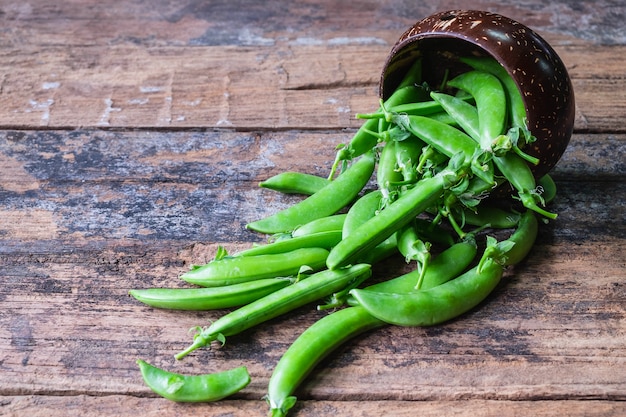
[{"left": 380, "top": 10, "right": 575, "bottom": 180}]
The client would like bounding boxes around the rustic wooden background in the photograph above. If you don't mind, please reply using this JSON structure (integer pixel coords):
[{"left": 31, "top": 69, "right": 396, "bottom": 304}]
[{"left": 1, "top": 1, "right": 624, "bottom": 416}]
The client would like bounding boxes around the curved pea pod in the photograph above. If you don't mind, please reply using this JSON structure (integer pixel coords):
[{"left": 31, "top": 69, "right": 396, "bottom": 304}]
[
  {"left": 181, "top": 247, "right": 329, "bottom": 287},
  {"left": 327, "top": 174, "right": 448, "bottom": 270},
  {"left": 460, "top": 56, "right": 534, "bottom": 144},
  {"left": 446, "top": 70, "right": 507, "bottom": 151},
  {"left": 493, "top": 153, "right": 558, "bottom": 219},
  {"left": 292, "top": 214, "right": 347, "bottom": 237},
  {"left": 137, "top": 360, "right": 250, "bottom": 402},
  {"left": 247, "top": 151, "right": 375, "bottom": 234},
  {"left": 377, "top": 139, "right": 404, "bottom": 202},
  {"left": 129, "top": 278, "right": 292, "bottom": 311},
  {"left": 259, "top": 172, "right": 331, "bottom": 195},
  {"left": 430, "top": 91, "right": 480, "bottom": 142},
  {"left": 460, "top": 205, "right": 521, "bottom": 229},
  {"left": 349, "top": 258, "right": 503, "bottom": 327},
  {"left": 502, "top": 210, "right": 538, "bottom": 266},
  {"left": 346, "top": 239, "right": 478, "bottom": 306},
  {"left": 342, "top": 190, "right": 383, "bottom": 238},
  {"left": 266, "top": 306, "right": 385, "bottom": 417},
  {"left": 235, "top": 231, "right": 342, "bottom": 256},
  {"left": 175, "top": 264, "right": 372, "bottom": 359}
]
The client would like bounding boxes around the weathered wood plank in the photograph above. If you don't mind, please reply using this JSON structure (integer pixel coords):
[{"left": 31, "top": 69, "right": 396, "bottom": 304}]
[
  {"left": 1, "top": 43, "right": 624, "bottom": 131},
  {"left": 2, "top": 397, "right": 625, "bottom": 417}
]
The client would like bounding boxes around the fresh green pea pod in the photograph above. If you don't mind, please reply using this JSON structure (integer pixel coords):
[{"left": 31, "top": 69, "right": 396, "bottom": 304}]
[
  {"left": 396, "top": 224, "right": 431, "bottom": 289},
  {"left": 493, "top": 153, "right": 557, "bottom": 219},
  {"left": 350, "top": 257, "right": 503, "bottom": 327},
  {"left": 460, "top": 205, "right": 521, "bottom": 229},
  {"left": 327, "top": 173, "right": 448, "bottom": 270},
  {"left": 266, "top": 306, "right": 385, "bottom": 417},
  {"left": 346, "top": 239, "right": 478, "bottom": 305},
  {"left": 393, "top": 135, "right": 425, "bottom": 185},
  {"left": 181, "top": 247, "right": 329, "bottom": 287},
  {"left": 460, "top": 56, "right": 533, "bottom": 143},
  {"left": 430, "top": 91, "right": 480, "bottom": 141},
  {"left": 446, "top": 70, "right": 507, "bottom": 151},
  {"left": 342, "top": 190, "right": 382, "bottom": 238},
  {"left": 129, "top": 278, "right": 293, "bottom": 311},
  {"left": 247, "top": 151, "right": 375, "bottom": 234},
  {"left": 235, "top": 231, "right": 342, "bottom": 256},
  {"left": 175, "top": 264, "right": 372, "bottom": 359},
  {"left": 377, "top": 140, "right": 403, "bottom": 201},
  {"left": 259, "top": 172, "right": 331, "bottom": 195},
  {"left": 137, "top": 360, "right": 250, "bottom": 402},
  {"left": 502, "top": 210, "right": 538, "bottom": 266},
  {"left": 292, "top": 214, "right": 347, "bottom": 237}
]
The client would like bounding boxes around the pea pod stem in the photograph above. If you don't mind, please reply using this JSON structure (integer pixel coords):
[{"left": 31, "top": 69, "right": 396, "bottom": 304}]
[
  {"left": 175, "top": 264, "right": 372, "bottom": 360},
  {"left": 266, "top": 306, "right": 385, "bottom": 417}
]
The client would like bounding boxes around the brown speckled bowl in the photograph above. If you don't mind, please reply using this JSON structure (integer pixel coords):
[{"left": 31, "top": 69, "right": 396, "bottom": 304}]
[{"left": 380, "top": 10, "right": 575, "bottom": 179}]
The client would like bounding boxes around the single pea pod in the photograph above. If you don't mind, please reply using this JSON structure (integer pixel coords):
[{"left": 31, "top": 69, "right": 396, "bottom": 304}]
[
  {"left": 446, "top": 70, "right": 507, "bottom": 151},
  {"left": 247, "top": 151, "right": 375, "bottom": 234},
  {"left": 430, "top": 91, "right": 480, "bottom": 142},
  {"left": 460, "top": 205, "right": 521, "bottom": 229},
  {"left": 137, "top": 360, "right": 250, "bottom": 402},
  {"left": 292, "top": 214, "right": 347, "bottom": 237},
  {"left": 346, "top": 238, "right": 477, "bottom": 305},
  {"left": 129, "top": 278, "right": 292, "bottom": 311},
  {"left": 175, "top": 264, "right": 372, "bottom": 359},
  {"left": 235, "top": 231, "right": 342, "bottom": 256},
  {"left": 493, "top": 153, "right": 557, "bottom": 219},
  {"left": 266, "top": 306, "right": 385, "bottom": 417},
  {"left": 349, "top": 257, "right": 504, "bottom": 327},
  {"left": 181, "top": 247, "right": 329, "bottom": 287},
  {"left": 327, "top": 174, "right": 448, "bottom": 270},
  {"left": 342, "top": 190, "right": 383, "bottom": 238},
  {"left": 377, "top": 139, "right": 404, "bottom": 202},
  {"left": 460, "top": 56, "right": 533, "bottom": 143},
  {"left": 502, "top": 210, "right": 538, "bottom": 266},
  {"left": 259, "top": 172, "right": 331, "bottom": 195}
]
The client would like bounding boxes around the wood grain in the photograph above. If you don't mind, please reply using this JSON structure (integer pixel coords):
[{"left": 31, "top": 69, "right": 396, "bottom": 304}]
[{"left": 0, "top": 0, "right": 625, "bottom": 416}]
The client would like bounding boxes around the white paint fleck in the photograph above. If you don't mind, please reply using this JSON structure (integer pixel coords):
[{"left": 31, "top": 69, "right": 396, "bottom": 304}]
[
  {"left": 336, "top": 106, "right": 351, "bottom": 113},
  {"left": 176, "top": 115, "right": 186, "bottom": 121},
  {"left": 98, "top": 98, "right": 121, "bottom": 126},
  {"left": 140, "top": 86, "right": 163, "bottom": 93},
  {"left": 128, "top": 98, "right": 150, "bottom": 105},
  {"left": 216, "top": 119, "right": 233, "bottom": 127},
  {"left": 42, "top": 82, "right": 60, "bottom": 90},
  {"left": 182, "top": 98, "right": 202, "bottom": 106},
  {"left": 28, "top": 99, "right": 54, "bottom": 124},
  {"left": 325, "top": 98, "right": 339, "bottom": 104}
]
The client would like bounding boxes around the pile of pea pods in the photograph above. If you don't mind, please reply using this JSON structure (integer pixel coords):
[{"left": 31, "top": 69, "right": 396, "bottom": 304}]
[{"left": 131, "top": 56, "right": 558, "bottom": 416}]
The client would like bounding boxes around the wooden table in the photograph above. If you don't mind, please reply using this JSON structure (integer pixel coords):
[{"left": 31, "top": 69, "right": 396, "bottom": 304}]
[{"left": 1, "top": 1, "right": 624, "bottom": 416}]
